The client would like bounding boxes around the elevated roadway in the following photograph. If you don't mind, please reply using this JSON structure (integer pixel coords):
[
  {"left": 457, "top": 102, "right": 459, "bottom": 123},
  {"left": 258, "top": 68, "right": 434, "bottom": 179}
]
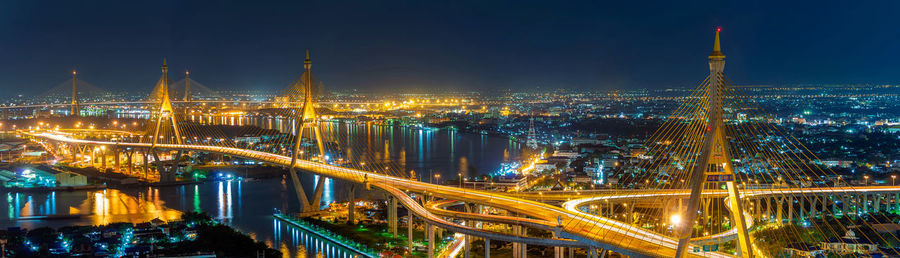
[{"left": 29, "top": 130, "right": 729, "bottom": 257}]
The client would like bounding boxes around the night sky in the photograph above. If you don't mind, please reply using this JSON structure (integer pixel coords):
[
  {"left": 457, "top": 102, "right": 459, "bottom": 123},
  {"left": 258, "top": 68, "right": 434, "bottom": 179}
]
[{"left": 1, "top": 0, "right": 899, "bottom": 96}]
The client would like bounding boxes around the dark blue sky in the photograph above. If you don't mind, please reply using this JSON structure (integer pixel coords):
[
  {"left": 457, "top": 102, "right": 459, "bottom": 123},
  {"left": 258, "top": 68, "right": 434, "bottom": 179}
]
[{"left": 1, "top": 0, "right": 899, "bottom": 96}]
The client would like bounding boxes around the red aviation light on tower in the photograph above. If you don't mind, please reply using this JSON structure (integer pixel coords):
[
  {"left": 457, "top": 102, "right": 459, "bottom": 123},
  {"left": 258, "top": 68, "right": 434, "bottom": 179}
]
[{"left": 709, "top": 27, "right": 725, "bottom": 59}]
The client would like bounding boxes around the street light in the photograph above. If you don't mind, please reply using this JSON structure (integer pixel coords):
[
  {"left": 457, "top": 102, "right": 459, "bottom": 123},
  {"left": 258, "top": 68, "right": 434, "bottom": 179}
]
[
  {"left": 670, "top": 214, "right": 682, "bottom": 226},
  {"left": 892, "top": 175, "right": 896, "bottom": 186},
  {"left": 864, "top": 175, "right": 869, "bottom": 186}
]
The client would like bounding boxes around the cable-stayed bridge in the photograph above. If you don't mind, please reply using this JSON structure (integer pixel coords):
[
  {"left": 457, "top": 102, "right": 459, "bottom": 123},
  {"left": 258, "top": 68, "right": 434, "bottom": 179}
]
[{"left": 14, "top": 32, "right": 900, "bottom": 258}]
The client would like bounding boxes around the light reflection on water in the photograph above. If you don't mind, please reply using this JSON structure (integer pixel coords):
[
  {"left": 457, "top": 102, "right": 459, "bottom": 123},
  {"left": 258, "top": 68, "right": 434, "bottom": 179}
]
[
  {"left": 217, "top": 181, "right": 233, "bottom": 221},
  {"left": 0, "top": 178, "right": 365, "bottom": 258},
  {"left": 3, "top": 189, "right": 183, "bottom": 229},
  {"left": 140, "top": 114, "right": 524, "bottom": 180}
]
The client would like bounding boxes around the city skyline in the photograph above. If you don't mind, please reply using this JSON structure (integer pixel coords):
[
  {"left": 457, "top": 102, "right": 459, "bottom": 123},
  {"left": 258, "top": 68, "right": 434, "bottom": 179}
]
[
  {"left": 3, "top": 0, "right": 900, "bottom": 97},
  {"left": 2, "top": 2, "right": 900, "bottom": 257}
]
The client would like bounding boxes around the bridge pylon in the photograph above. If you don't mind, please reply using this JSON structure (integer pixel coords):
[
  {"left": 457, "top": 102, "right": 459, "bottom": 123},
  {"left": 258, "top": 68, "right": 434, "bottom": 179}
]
[
  {"left": 150, "top": 58, "right": 183, "bottom": 148},
  {"left": 71, "top": 68, "right": 79, "bottom": 117},
  {"left": 145, "top": 59, "right": 183, "bottom": 183},
  {"left": 287, "top": 50, "right": 329, "bottom": 214},
  {"left": 674, "top": 28, "right": 752, "bottom": 258},
  {"left": 184, "top": 69, "right": 191, "bottom": 102}
]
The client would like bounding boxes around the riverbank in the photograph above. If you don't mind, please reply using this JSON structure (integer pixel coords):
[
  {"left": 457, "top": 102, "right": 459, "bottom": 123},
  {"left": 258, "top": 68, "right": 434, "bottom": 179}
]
[
  {"left": 0, "top": 164, "right": 108, "bottom": 191},
  {"left": 0, "top": 184, "right": 106, "bottom": 192},
  {"left": 40, "top": 163, "right": 288, "bottom": 188}
]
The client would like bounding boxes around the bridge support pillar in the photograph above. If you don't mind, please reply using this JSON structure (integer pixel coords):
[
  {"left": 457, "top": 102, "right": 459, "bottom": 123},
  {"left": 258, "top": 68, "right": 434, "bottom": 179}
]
[
  {"left": 427, "top": 223, "right": 434, "bottom": 258},
  {"left": 874, "top": 194, "right": 881, "bottom": 212},
  {"left": 776, "top": 197, "right": 784, "bottom": 225},
  {"left": 889, "top": 193, "right": 894, "bottom": 212},
  {"left": 512, "top": 225, "right": 522, "bottom": 258},
  {"left": 408, "top": 214, "right": 414, "bottom": 253},
  {"left": 484, "top": 238, "right": 490, "bottom": 258},
  {"left": 552, "top": 232, "right": 563, "bottom": 258},
  {"left": 157, "top": 150, "right": 179, "bottom": 183},
  {"left": 609, "top": 200, "right": 614, "bottom": 217},
  {"left": 788, "top": 196, "right": 794, "bottom": 222},
  {"left": 100, "top": 147, "right": 106, "bottom": 169},
  {"left": 810, "top": 195, "right": 818, "bottom": 219},
  {"left": 82, "top": 145, "right": 89, "bottom": 164},
  {"left": 868, "top": 194, "right": 874, "bottom": 213},
  {"left": 92, "top": 146, "right": 99, "bottom": 167},
  {"left": 661, "top": 198, "right": 670, "bottom": 221},
  {"left": 755, "top": 198, "right": 761, "bottom": 219},
  {"left": 799, "top": 197, "right": 806, "bottom": 221},
  {"left": 829, "top": 195, "right": 837, "bottom": 215},
  {"left": 765, "top": 197, "right": 772, "bottom": 221},
  {"left": 142, "top": 150, "right": 149, "bottom": 177},
  {"left": 125, "top": 149, "right": 134, "bottom": 175},
  {"left": 464, "top": 234, "right": 470, "bottom": 258},
  {"left": 888, "top": 194, "right": 892, "bottom": 212},
  {"left": 389, "top": 196, "right": 398, "bottom": 237},
  {"left": 347, "top": 185, "right": 355, "bottom": 224},
  {"left": 890, "top": 193, "right": 895, "bottom": 212},
  {"left": 113, "top": 146, "right": 120, "bottom": 171},
  {"left": 819, "top": 195, "right": 825, "bottom": 216},
  {"left": 889, "top": 193, "right": 895, "bottom": 212},
  {"left": 462, "top": 204, "right": 471, "bottom": 258},
  {"left": 310, "top": 176, "right": 326, "bottom": 211},
  {"left": 863, "top": 194, "right": 869, "bottom": 214},
  {"left": 286, "top": 167, "right": 328, "bottom": 215},
  {"left": 477, "top": 204, "right": 485, "bottom": 231},
  {"left": 521, "top": 226, "right": 527, "bottom": 258},
  {"left": 568, "top": 246, "right": 574, "bottom": 258},
  {"left": 625, "top": 202, "right": 634, "bottom": 224},
  {"left": 857, "top": 194, "right": 864, "bottom": 214},
  {"left": 464, "top": 203, "right": 473, "bottom": 233},
  {"left": 90, "top": 146, "right": 96, "bottom": 167}
]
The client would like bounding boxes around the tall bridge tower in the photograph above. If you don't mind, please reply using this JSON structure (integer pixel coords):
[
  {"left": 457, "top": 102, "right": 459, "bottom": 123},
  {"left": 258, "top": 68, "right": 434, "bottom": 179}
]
[
  {"left": 288, "top": 50, "right": 328, "bottom": 214},
  {"left": 674, "top": 29, "right": 752, "bottom": 257},
  {"left": 71, "top": 68, "right": 79, "bottom": 116},
  {"left": 151, "top": 59, "right": 182, "bottom": 148},
  {"left": 184, "top": 69, "right": 191, "bottom": 102}
]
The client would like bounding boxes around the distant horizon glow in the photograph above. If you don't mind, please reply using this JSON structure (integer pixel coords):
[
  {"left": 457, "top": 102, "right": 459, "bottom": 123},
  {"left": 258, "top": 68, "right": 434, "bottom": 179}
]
[{"left": 1, "top": 1, "right": 899, "bottom": 98}]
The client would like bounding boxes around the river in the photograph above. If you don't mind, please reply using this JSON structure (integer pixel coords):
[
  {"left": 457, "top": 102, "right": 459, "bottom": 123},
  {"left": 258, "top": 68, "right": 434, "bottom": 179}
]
[{"left": 0, "top": 124, "right": 522, "bottom": 257}]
